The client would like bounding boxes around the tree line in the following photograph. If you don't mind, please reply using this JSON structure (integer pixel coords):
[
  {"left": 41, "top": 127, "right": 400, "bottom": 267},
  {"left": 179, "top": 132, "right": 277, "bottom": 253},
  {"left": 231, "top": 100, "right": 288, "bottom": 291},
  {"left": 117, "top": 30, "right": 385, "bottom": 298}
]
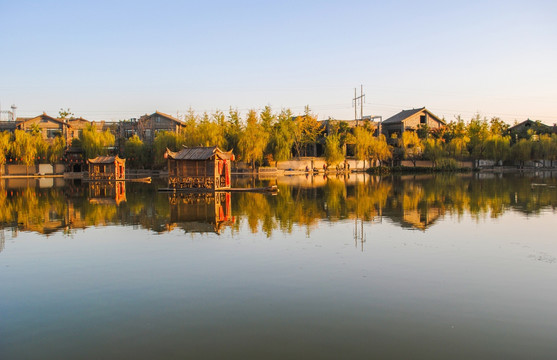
[
  {"left": 122, "top": 109, "right": 557, "bottom": 169},
  {"left": 1, "top": 107, "right": 556, "bottom": 169},
  {"left": 122, "top": 106, "right": 325, "bottom": 169},
  {"left": 0, "top": 123, "right": 115, "bottom": 168}
]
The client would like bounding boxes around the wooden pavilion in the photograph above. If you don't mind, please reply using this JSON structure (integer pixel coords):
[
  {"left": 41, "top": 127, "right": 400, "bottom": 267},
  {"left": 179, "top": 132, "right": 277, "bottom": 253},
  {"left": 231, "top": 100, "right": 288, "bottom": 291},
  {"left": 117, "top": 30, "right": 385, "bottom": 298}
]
[
  {"left": 165, "top": 146, "right": 234, "bottom": 190},
  {"left": 88, "top": 156, "right": 126, "bottom": 180}
]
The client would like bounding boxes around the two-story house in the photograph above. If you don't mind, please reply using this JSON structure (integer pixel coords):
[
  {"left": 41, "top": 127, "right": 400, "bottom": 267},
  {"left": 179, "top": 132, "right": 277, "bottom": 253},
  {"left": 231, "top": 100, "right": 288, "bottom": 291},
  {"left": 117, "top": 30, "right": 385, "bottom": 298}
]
[{"left": 381, "top": 107, "right": 445, "bottom": 139}]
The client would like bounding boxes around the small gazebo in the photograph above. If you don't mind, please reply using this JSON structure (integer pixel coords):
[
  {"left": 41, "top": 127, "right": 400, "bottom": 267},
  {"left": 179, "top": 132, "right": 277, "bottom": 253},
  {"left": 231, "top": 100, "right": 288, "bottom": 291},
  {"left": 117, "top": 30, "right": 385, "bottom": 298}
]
[
  {"left": 165, "top": 146, "right": 234, "bottom": 190},
  {"left": 88, "top": 155, "right": 126, "bottom": 180}
]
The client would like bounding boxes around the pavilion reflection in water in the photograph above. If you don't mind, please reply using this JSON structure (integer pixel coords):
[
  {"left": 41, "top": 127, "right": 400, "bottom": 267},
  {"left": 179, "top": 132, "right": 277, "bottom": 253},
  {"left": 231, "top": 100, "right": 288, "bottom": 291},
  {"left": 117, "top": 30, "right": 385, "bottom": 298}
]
[
  {"left": 168, "top": 192, "right": 234, "bottom": 234},
  {"left": 88, "top": 181, "right": 127, "bottom": 205}
]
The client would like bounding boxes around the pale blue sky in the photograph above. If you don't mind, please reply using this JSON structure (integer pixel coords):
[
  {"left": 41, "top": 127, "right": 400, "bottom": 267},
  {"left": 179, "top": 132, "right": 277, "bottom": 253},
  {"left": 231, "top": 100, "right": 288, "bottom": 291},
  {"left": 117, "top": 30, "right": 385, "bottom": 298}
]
[{"left": 1, "top": 0, "right": 556, "bottom": 123}]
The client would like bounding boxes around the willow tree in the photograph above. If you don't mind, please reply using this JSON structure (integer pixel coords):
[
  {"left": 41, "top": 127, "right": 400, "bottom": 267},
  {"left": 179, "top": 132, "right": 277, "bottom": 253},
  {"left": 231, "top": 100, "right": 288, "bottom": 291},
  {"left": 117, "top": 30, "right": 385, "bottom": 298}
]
[
  {"left": 124, "top": 135, "right": 146, "bottom": 168},
  {"left": 238, "top": 109, "right": 269, "bottom": 169},
  {"left": 48, "top": 136, "right": 66, "bottom": 164},
  {"left": 423, "top": 138, "right": 446, "bottom": 167},
  {"left": 353, "top": 127, "right": 374, "bottom": 162},
  {"left": 0, "top": 131, "right": 11, "bottom": 176},
  {"left": 484, "top": 135, "right": 510, "bottom": 164},
  {"left": 402, "top": 131, "right": 424, "bottom": 167},
  {"left": 324, "top": 134, "right": 344, "bottom": 166},
  {"left": 80, "top": 124, "right": 115, "bottom": 159},
  {"left": 370, "top": 134, "right": 392, "bottom": 166},
  {"left": 532, "top": 134, "right": 557, "bottom": 166},
  {"left": 153, "top": 131, "right": 183, "bottom": 166},
  {"left": 512, "top": 139, "right": 532, "bottom": 168},
  {"left": 12, "top": 130, "right": 38, "bottom": 173}
]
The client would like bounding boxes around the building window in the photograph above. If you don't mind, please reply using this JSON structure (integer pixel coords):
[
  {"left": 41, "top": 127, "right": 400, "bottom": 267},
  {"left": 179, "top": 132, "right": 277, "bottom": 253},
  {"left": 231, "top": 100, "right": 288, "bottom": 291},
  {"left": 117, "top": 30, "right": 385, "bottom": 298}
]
[
  {"left": 420, "top": 115, "right": 427, "bottom": 124},
  {"left": 47, "top": 129, "right": 61, "bottom": 138}
]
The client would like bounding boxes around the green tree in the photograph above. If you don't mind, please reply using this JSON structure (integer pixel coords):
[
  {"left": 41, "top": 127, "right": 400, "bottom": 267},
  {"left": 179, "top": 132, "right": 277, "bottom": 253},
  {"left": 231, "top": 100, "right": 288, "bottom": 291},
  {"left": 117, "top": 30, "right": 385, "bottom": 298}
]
[
  {"left": 12, "top": 130, "right": 38, "bottom": 172},
  {"left": 58, "top": 108, "right": 74, "bottom": 120},
  {"left": 402, "top": 131, "right": 424, "bottom": 166},
  {"left": 292, "top": 106, "right": 322, "bottom": 157},
  {"left": 197, "top": 110, "right": 227, "bottom": 148},
  {"left": 353, "top": 127, "right": 391, "bottom": 167},
  {"left": 182, "top": 108, "right": 200, "bottom": 146},
  {"left": 370, "top": 134, "right": 392, "bottom": 166},
  {"left": 423, "top": 138, "right": 446, "bottom": 167},
  {"left": 467, "top": 114, "right": 489, "bottom": 159},
  {"left": 353, "top": 126, "right": 374, "bottom": 162},
  {"left": 324, "top": 133, "right": 344, "bottom": 165},
  {"left": 0, "top": 131, "right": 11, "bottom": 175},
  {"left": 80, "top": 123, "right": 115, "bottom": 159},
  {"left": 416, "top": 123, "right": 430, "bottom": 139},
  {"left": 260, "top": 105, "right": 276, "bottom": 134},
  {"left": 123, "top": 135, "right": 146, "bottom": 168},
  {"left": 512, "top": 139, "right": 532, "bottom": 168},
  {"left": 48, "top": 136, "right": 66, "bottom": 164},
  {"left": 238, "top": 109, "right": 269, "bottom": 168},
  {"left": 269, "top": 108, "right": 295, "bottom": 161},
  {"left": 489, "top": 117, "right": 509, "bottom": 137},
  {"left": 484, "top": 135, "right": 510, "bottom": 164},
  {"left": 153, "top": 131, "right": 183, "bottom": 166},
  {"left": 225, "top": 107, "right": 242, "bottom": 152}
]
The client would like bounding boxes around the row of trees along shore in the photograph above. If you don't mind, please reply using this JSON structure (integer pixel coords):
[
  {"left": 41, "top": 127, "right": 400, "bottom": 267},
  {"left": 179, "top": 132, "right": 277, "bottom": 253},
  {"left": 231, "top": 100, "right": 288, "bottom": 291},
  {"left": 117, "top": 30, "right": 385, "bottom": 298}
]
[
  {"left": 124, "top": 109, "right": 557, "bottom": 169},
  {"left": 0, "top": 107, "right": 556, "bottom": 170},
  {"left": 0, "top": 123, "right": 114, "bottom": 169}
]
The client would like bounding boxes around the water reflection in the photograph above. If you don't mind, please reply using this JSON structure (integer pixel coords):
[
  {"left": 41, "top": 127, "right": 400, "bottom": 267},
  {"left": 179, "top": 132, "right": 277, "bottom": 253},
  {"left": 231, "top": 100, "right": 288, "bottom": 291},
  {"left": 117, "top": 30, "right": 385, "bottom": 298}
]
[
  {"left": 88, "top": 181, "right": 127, "bottom": 205},
  {"left": 169, "top": 192, "right": 233, "bottom": 234},
  {"left": 0, "top": 172, "right": 556, "bottom": 243}
]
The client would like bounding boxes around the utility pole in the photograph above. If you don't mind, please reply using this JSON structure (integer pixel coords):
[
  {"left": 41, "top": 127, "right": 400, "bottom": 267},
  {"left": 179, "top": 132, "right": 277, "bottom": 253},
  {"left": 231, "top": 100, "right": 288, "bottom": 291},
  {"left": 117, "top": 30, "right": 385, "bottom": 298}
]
[
  {"left": 352, "top": 85, "right": 365, "bottom": 126},
  {"left": 360, "top": 84, "right": 364, "bottom": 126},
  {"left": 354, "top": 88, "right": 357, "bottom": 124}
]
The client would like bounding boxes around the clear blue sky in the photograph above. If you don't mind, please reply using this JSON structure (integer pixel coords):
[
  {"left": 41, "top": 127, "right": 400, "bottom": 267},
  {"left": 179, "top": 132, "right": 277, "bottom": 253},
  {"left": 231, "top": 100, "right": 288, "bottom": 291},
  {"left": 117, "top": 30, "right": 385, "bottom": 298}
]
[{"left": 1, "top": 0, "right": 556, "bottom": 124}]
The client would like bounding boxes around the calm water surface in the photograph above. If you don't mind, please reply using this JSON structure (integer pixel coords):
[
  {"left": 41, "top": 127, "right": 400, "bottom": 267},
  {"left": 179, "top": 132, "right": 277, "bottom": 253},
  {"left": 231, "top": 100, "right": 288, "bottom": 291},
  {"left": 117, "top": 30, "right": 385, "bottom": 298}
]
[{"left": 1, "top": 173, "right": 557, "bottom": 359}]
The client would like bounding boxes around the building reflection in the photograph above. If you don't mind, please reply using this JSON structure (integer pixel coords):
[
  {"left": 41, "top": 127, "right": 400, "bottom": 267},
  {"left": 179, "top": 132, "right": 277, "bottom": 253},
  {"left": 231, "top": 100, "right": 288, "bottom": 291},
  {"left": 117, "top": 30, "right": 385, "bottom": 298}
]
[
  {"left": 88, "top": 181, "right": 126, "bottom": 205},
  {"left": 401, "top": 207, "right": 443, "bottom": 230},
  {"left": 0, "top": 172, "right": 556, "bottom": 241},
  {"left": 168, "top": 192, "right": 234, "bottom": 234}
]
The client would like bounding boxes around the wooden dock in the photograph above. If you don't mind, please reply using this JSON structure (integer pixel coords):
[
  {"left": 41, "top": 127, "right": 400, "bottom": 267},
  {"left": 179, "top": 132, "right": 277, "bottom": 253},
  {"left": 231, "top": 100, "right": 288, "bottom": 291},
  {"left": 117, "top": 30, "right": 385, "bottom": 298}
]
[
  {"left": 158, "top": 185, "right": 278, "bottom": 193},
  {"left": 83, "top": 177, "right": 152, "bottom": 183}
]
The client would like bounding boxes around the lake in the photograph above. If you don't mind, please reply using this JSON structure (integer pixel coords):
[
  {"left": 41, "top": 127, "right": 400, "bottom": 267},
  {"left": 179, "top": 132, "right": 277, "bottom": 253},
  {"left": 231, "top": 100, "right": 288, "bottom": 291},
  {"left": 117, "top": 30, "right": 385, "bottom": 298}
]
[{"left": 1, "top": 172, "right": 557, "bottom": 359}]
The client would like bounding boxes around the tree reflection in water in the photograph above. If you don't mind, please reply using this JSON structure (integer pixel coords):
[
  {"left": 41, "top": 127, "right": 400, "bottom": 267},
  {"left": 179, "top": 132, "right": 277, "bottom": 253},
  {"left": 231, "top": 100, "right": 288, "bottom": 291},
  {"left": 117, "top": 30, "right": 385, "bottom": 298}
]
[{"left": 0, "top": 172, "right": 556, "bottom": 242}]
